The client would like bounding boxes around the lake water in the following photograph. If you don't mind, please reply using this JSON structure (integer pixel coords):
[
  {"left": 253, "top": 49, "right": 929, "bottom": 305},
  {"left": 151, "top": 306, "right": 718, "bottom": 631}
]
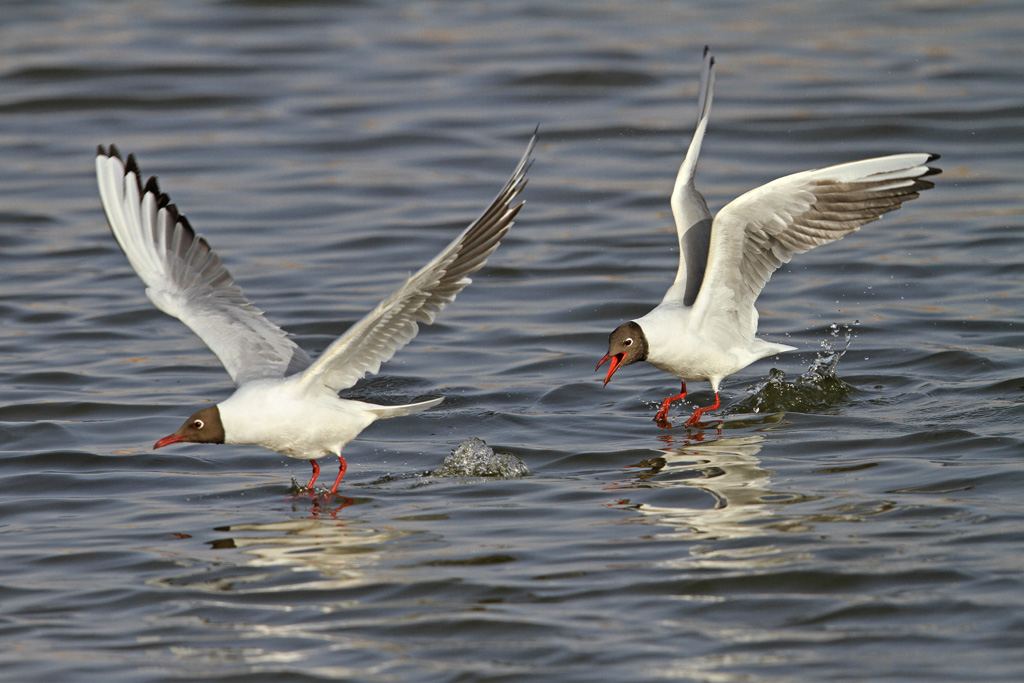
[{"left": 2, "top": 1, "right": 1023, "bottom": 680}]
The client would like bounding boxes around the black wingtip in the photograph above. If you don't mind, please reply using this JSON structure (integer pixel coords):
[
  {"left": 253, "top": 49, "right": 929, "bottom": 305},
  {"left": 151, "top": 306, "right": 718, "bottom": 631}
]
[
  {"left": 125, "top": 153, "right": 140, "bottom": 175},
  {"left": 143, "top": 175, "right": 163, "bottom": 197},
  {"left": 179, "top": 214, "right": 196, "bottom": 238},
  {"left": 100, "top": 143, "right": 123, "bottom": 160},
  {"left": 162, "top": 201, "right": 179, "bottom": 221}
]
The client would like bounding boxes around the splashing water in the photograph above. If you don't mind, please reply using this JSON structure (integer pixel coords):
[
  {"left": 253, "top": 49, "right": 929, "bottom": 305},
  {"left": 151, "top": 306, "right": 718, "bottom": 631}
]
[
  {"left": 805, "top": 321, "right": 858, "bottom": 379},
  {"left": 736, "top": 322, "right": 858, "bottom": 415},
  {"left": 431, "top": 438, "right": 531, "bottom": 478}
]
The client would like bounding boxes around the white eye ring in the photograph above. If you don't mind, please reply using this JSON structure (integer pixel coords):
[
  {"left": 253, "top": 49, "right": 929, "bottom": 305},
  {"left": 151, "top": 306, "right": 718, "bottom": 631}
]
[
  {"left": 623, "top": 338, "right": 633, "bottom": 346},
  {"left": 192, "top": 419, "right": 205, "bottom": 430}
]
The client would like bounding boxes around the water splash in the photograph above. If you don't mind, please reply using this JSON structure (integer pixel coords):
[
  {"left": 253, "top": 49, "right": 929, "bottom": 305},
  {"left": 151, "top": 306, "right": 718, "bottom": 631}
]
[
  {"left": 806, "top": 321, "right": 858, "bottom": 379},
  {"left": 431, "top": 437, "right": 531, "bottom": 478},
  {"left": 735, "top": 323, "right": 857, "bottom": 415}
]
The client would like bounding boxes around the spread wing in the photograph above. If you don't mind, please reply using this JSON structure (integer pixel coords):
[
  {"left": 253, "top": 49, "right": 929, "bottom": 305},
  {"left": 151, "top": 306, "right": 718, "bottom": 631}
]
[
  {"left": 95, "top": 146, "right": 312, "bottom": 385},
  {"left": 295, "top": 130, "right": 536, "bottom": 394},
  {"left": 691, "top": 153, "right": 941, "bottom": 345},
  {"left": 664, "top": 45, "right": 715, "bottom": 308}
]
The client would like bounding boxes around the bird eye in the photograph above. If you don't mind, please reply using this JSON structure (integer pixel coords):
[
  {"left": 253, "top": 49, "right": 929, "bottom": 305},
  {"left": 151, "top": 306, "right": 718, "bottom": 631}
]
[
  {"left": 192, "top": 419, "right": 205, "bottom": 430},
  {"left": 623, "top": 338, "right": 633, "bottom": 346}
]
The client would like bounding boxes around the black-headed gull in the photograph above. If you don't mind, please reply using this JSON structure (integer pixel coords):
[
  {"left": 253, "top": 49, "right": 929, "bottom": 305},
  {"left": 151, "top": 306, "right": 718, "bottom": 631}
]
[
  {"left": 598, "top": 48, "right": 939, "bottom": 427},
  {"left": 96, "top": 132, "right": 535, "bottom": 492}
]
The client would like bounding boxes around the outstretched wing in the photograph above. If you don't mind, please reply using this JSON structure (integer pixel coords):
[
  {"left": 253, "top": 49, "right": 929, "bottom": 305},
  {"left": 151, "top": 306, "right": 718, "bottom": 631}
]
[
  {"left": 95, "top": 146, "right": 312, "bottom": 385},
  {"left": 664, "top": 45, "right": 716, "bottom": 308},
  {"left": 692, "top": 153, "right": 941, "bottom": 345},
  {"left": 296, "top": 130, "right": 536, "bottom": 394}
]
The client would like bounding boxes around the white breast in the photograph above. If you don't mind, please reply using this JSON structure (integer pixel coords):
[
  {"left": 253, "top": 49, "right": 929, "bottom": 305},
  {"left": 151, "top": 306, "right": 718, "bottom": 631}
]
[
  {"left": 217, "top": 378, "right": 377, "bottom": 459},
  {"left": 635, "top": 305, "right": 790, "bottom": 387}
]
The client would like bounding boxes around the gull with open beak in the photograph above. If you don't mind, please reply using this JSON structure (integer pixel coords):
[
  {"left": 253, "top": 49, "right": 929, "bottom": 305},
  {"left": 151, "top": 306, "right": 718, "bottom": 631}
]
[{"left": 598, "top": 48, "right": 938, "bottom": 426}]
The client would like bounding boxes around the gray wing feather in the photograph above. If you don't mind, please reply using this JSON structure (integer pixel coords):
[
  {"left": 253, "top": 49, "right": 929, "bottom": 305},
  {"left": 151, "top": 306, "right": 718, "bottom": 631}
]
[
  {"left": 666, "top": 46, "right": 716, "bottom": 307},
  {"left": 296, "top": 131, "right": 536, "bottom": 393}
]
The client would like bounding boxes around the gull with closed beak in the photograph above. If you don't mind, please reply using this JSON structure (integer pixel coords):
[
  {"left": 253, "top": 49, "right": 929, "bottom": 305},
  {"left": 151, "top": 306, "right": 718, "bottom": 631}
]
[{"left": 97, "top": 132, "right": 535, "bottom": 491}]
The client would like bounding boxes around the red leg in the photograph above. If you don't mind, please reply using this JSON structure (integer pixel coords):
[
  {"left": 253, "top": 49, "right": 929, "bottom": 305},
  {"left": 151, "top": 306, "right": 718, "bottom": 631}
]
[
  {"left": 685, "top": 391, "right": 721, "bottom": 426},
  {"left": 305, "top": 460, "right": 321, "bottom": 490},
  {"left": 654, "top": 381, "right": 687, "bottom": 423},
  {"left": 328, "top": 455, "right": 348, "bottom": 494}
]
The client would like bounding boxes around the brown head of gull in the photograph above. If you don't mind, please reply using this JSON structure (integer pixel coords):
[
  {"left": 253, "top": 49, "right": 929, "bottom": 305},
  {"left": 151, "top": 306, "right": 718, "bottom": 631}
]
[
  {"left": 97, "top": 130, "right": 536, "bottom": 492},
  {"left": 598, "top": 47, "right": 939, "bottom": 427}
]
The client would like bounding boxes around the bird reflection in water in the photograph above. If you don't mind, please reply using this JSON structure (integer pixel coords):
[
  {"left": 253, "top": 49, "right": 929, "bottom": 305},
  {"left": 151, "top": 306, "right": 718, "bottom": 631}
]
[
  {"left": 608, "top": 432, "right": 811, "bottom": 543},
  {"left": 286, "top": 476, "right": 356, "bottom": 516},
  {"left": 307, "top": 494, "right": 356, "bottom": 519},
  {"left": 207, "top": 508, "right": 406, "bottom": 590}
]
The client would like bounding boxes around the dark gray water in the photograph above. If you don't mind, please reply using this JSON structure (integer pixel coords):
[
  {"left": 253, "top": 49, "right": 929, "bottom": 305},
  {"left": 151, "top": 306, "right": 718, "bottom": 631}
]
[{"left": 2, "top": 1, "right": 1023, "bottom": 680}]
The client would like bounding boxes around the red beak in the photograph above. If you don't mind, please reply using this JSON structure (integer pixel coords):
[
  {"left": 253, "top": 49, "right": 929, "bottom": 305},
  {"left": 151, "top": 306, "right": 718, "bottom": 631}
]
[
  {"left": 153, "top": 434, "right": 185, "bottom": 450},
  {"left": 596, "top": 353, "right": 625, "bottom": 387}
]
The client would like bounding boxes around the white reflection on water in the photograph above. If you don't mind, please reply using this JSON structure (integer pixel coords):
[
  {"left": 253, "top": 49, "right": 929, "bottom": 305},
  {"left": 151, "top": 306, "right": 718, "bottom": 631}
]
[
  {"left": 206, "top": 503, "right": 409, "bottom": 591},
  {"left": 610, "top": 433, "right": 816, "bottom": 552}
]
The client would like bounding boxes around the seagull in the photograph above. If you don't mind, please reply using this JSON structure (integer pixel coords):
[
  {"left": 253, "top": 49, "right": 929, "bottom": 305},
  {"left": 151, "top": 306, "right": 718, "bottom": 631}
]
[
  {"left": 597, "top": 47, "right": 939, "bottom": 427},
  {"left": 96, "top": 131, "right": 535, "bottom": 492}
]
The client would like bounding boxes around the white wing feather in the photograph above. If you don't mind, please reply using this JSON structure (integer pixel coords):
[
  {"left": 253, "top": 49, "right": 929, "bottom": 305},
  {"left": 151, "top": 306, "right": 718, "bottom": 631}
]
[
  {"left": 691, "top": 153, "right": 941, "bottom": 345},
  {"left": 95, "top": 147, "right": 312, "bottom": 385},
  {"left": 295, "top": 131, "right": 536, "bottom": 394}
]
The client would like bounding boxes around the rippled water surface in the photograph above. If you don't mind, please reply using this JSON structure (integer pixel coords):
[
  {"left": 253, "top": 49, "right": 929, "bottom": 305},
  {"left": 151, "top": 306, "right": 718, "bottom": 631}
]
[{"left": 2, "top": 1, "right": 1023, "bottom": 680}]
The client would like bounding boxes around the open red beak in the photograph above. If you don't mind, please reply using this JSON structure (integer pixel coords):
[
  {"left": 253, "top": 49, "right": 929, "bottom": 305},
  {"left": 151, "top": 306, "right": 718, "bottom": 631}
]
[
  {"left": 153, "top": 434, "right": 185, "bottom": 450},
  {"left": 596, "top": 353, "right": 625, "bottom": 387}
]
